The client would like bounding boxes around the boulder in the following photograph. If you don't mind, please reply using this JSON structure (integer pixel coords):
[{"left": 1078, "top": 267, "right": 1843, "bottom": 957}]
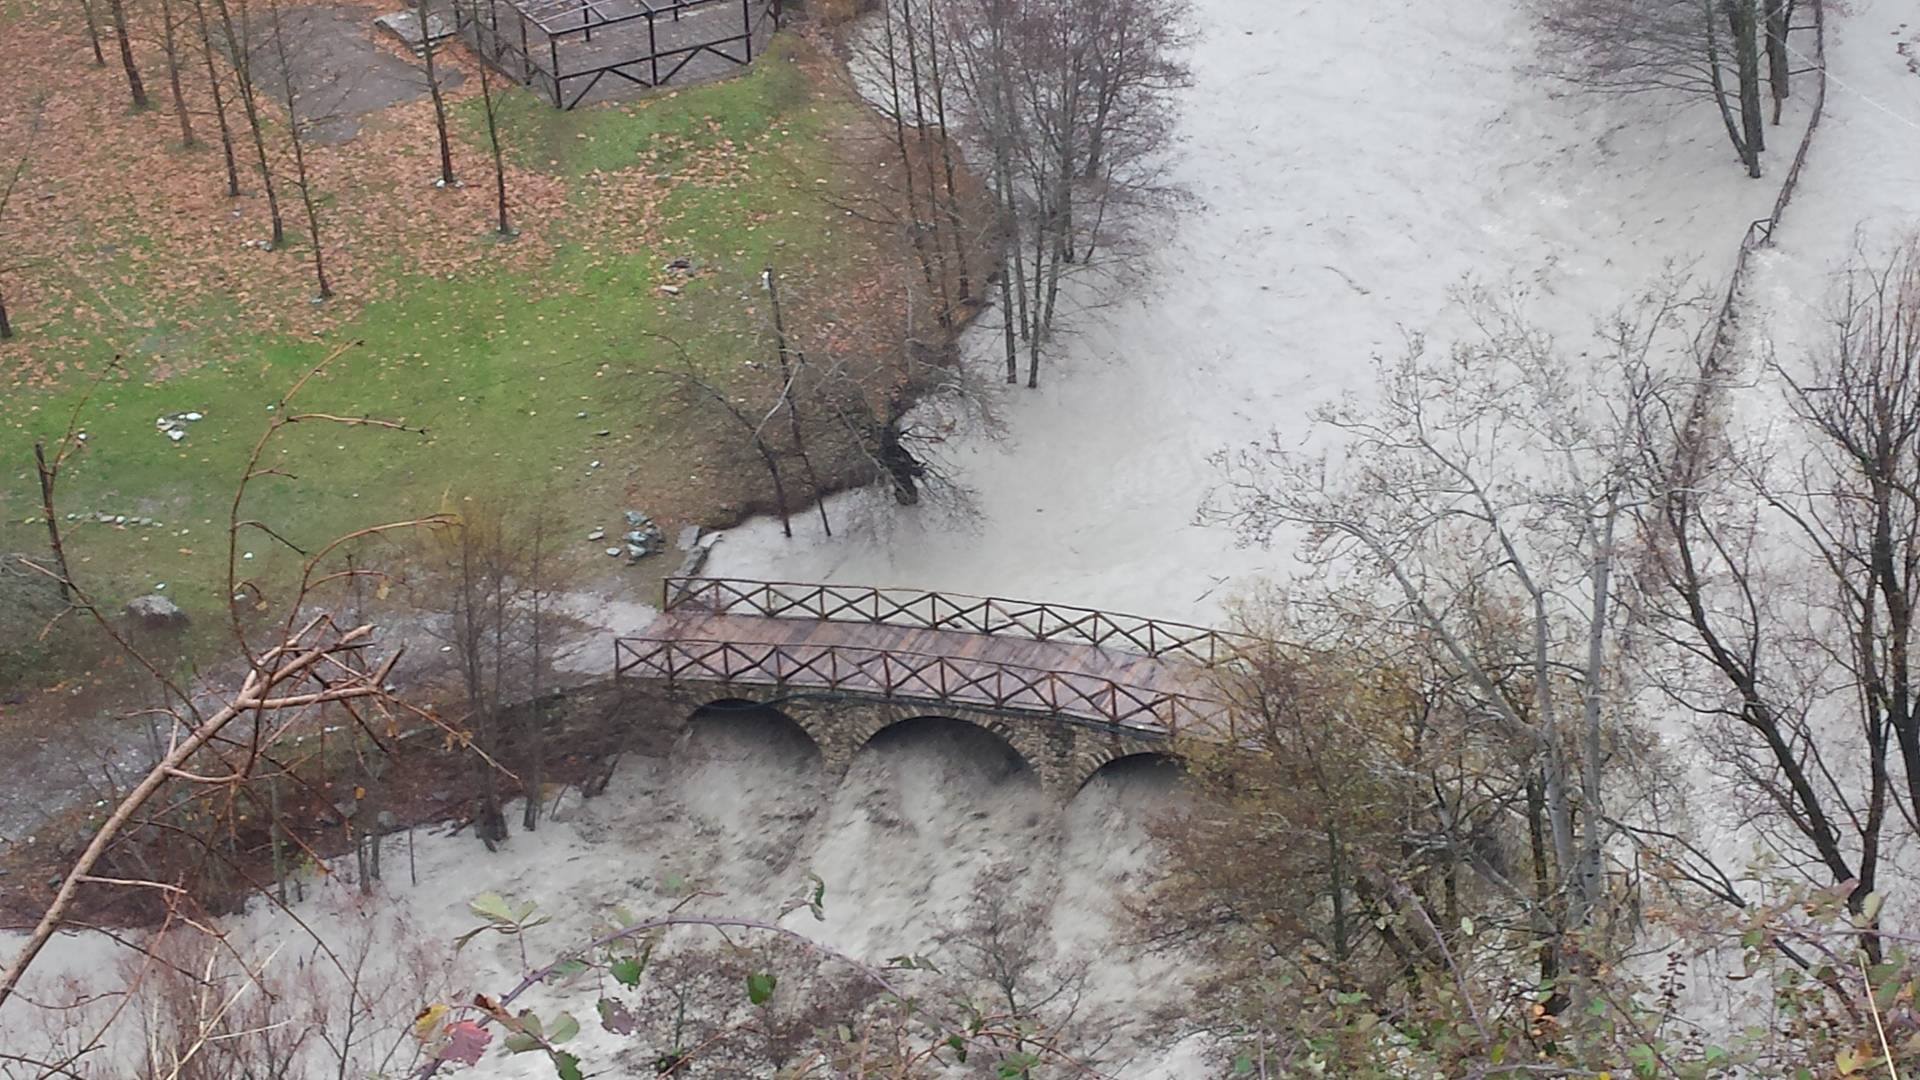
[{"left": 125, "top": 594, "right": 189, "bottom": 630}]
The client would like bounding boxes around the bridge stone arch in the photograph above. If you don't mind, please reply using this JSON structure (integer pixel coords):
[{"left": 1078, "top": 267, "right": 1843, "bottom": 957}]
[
  {"left": 1074, "top": 748, "right": 1186, "bottom": 794},
  {"left": 858, "top": 714, "right": 1035, "bottom": 783},
  {"left": 654, "top": 685, "right": 1168, "bottom": 799},
  {"left": 684, "top": 698, "right": 823, "bottom": 765}
]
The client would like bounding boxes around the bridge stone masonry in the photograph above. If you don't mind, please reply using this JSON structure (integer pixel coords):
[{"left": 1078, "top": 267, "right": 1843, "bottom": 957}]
[{"left": 614, "top": 577, "right": 1259, "bottom": 799}]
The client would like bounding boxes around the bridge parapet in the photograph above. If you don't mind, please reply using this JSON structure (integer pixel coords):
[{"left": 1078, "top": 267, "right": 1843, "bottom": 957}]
[{"left": 662, "top": 576, "right": 1258, "bottom": 668}]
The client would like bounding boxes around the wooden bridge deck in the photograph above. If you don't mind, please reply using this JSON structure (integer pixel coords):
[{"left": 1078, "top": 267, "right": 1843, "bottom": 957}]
[{"left": 616, "top": 578, "right": 1242, "bottom": 738}]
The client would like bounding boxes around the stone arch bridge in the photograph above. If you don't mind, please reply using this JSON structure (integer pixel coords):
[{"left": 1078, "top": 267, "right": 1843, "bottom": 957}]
[{"left": 614, "top": 577, "right": 1254, "bottom": 798}]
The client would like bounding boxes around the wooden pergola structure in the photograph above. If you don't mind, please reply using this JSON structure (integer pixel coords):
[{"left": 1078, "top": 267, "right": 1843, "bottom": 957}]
[{"left": 455, "top": 0, "right": 780, "bottom": 109}]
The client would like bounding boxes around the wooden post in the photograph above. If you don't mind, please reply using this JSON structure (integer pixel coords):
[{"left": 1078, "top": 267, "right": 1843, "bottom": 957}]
[{"left": 518, "top": 10, "right": 531, "bottom": 83}]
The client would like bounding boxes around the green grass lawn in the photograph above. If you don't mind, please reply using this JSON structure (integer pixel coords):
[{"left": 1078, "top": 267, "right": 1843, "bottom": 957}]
[
  {"left": 0, "top": 39, "right": 866, "bottom": 680},
  {"left": 475, "top": 40, "right": 815, "bottom": 180}
]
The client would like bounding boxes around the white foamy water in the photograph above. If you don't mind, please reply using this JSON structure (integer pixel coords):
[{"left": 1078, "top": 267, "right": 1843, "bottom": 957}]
[{"left": 2, "top": 709, "right": 1190, "bottom": 1076}]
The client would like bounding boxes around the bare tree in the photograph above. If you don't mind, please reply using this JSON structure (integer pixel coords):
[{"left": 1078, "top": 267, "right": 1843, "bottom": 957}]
[
  {"left": 1535, "top": 0, "right": 1779, "bottom": 177},
  {"left": 437, "top": 507, "right": 513, "bottom": 848},
  {"left": 941, "top": 868, "right": 1113, "bottom": 1075},
  {"left": 1765, "top": 0, "right": 1791, "bottom": 121},
  {"left": 1726, "top": 0, "right": 1767, "bottom": 172},
  {"left": 211, "top": 0, "right": 285, "bottom": 246},
  {"left": 189, "top": 0, "right": 241, "bottom": 196},
  {"left": 412, "top": 499, "right": 566, "bottom": 844},
  {"left": 765, "top": 265, "right": 832, "bottom": 536},
  {"left": 1633, "top": 238, "right": 1920, "bottom": 931},
  {"left": 1200, "top": 284, "right": 1697, "bottom": 1045},
  {"left": 867, "top": 0, "right": 953, "bottom": 325},
  {"left": 268, "top": 0, "right": 330, "bottom": 299},
  {"left": 105, "top": 0, "right": 149, "bottom": 110},
  {"left": 158, "top": 0, "right": 197, "bottom": 146},
  {"left": 937, "top": 0, "right": 1191, "bottom": 386},
  {"left": 1783, "top": 240, "right": 1920, "bottom": 833},
  {"left": 0, "top": 154, "right": 25, "bottom": 341},
  {"left": 0, "top": 557, "right": 409, "bottom": 1020},
  {"left": 1151, "top": 609, "right": 1569, "bottom": 1069},
  {"left": 665, "top": 348, "right": 804, "bottom": 538},
  {"left": 0, "top": 346, "right": 453, "bottom": 1041},
  {"left": 414, "top": 0, "right": 457, "bottom": 188},
  {"left": 846, "top": 0, "right": 1188, "bottom": 385},
  {"left": 465, "top": 0, "right": 513, "bottom": 237},
  {"left": 77, "top": 0, "right": 108, "bottom": 65},
  {"left": 515, "top": 506, "right": 562, "bottom": 833}
]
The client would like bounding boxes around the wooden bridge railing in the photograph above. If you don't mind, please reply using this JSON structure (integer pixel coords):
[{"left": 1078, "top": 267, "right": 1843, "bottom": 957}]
[
  {"left": 661, "top": 577, "right": 1256, "bottom": 667},
  {"left": 614, "top": 636, "right": 1227, "bottom": 737}
]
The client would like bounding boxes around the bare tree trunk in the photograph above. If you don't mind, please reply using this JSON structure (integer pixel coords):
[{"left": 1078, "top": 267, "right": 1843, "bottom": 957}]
[
  {"left": 998, "top": 230, "right": 1017, "bottom": 383},
  {"left": 1041, "top": 182, "right": 1070, "bottom": 331},
  {"left": 984, "top": 0, "right": 1026, "bottom": 382},
  {"left": 160, "top": 0, "right": 197, "bottom": 146},
  {"left": 477, "top": 50, "right": 511, "bottom": 234},
  {"left": 215, "top": 0, "right": 285, "bottom": 245},
  {"left": 33, "top": 444, "right": 74, "bottom": 601},
  {"left": 879, "top": 0, "right": 940, "bottom": 301},
  {"left": 269, "top": 776, "right": 289, "bottom": 906},
  {"left": 106, "top": 0, "right": 149, "bottom": 109},
  {"left": 1765, "top": 0, "right": 1790, "bottom": 123},
  {"left": 1704, "top": 11, "right": 1750, "bottom": 169},
  {"left": 521, "top": 517, "right": 545, "bottom": 833},
  {"left": 1026, "top": 196, "right": 1044, "bottom": 388},
  {"left": 78, "top": 0, "right": 107, "bottom": 65},
  {"left": 762, "top": 440, "right": 792, "bottom": 537},
  {"left": 1009, "top": 199, "right": 1031, "bottom": 347},
  {"left": 270, "top": 0, "right": 330, "bottom": 299},
  {"left": 0, "top": 160, "right": 23, "bottom": 342},
  {"left": 1082, "top": 14, "right": 1127, "bottom": 179},
  {"left": 416, "top": 0, "right": 456, "bottom": 186},
  {"left": 1726, "top": 0, "right": 1765, "bottom": 176},
  {"left": 765, "top": 265, "right": 832, "bottom": 536},
  {"left": 1524, "top": 776, "right": 1570, "bottom": 1018},
  {"left": 1575, "top": 503, "right": 1618, "bottom": 924},
  {"left": 922, "top": 3, "right": 969, "bottom": 304},
  {"left": 191, "top": 0, "right": 240, "bottom": 195},
  {"left": 898, "top": 0, "right": 953, "bottom": 328}
]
